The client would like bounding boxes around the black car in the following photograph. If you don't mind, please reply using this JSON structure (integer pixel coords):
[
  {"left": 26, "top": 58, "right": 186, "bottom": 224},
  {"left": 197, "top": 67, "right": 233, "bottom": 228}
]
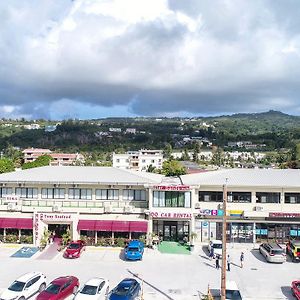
[{"left": 109, "top": 278, "right": 141, "bottom": 300}]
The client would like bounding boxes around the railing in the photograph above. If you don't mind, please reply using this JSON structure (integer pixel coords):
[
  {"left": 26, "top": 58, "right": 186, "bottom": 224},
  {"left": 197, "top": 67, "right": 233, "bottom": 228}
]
[{"left": 0, "top": 198, "right": 148, "bottom": 209}]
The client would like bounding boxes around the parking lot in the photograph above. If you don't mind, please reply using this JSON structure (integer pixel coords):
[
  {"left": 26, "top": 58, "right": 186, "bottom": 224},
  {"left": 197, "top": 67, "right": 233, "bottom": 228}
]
[{"left": 0, "top": 242, "right": 298, "bottom": 300}]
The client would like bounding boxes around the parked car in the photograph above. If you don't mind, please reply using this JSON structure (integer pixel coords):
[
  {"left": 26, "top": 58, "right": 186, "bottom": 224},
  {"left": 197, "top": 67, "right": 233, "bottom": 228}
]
[
  {"left": 108, "top": 278, "right": 141, "bottom": 300},
  {"left": 286, "top": 240, "right": 300, "bottom": 262},
  {"left": 208, "top": 240, "right": 222, "bottom": 257},
  {"left": 291, "top": 280, "right": 300, "bottom": 300},
  {"left": 0, "top": 272, "right": 46, "bottom": 300},
  {"left": 63, "top": 240, "right": 86, "bottom": 259},
  {"left": 36, "top": 276, "right": 79, "bottom": 300},
  {"left": 74, "top": 278, "right": 109, "bottom": 300},
  {"left": 259, "top": 243, "right": 286, "bottom": 263},
  {"left": 124, "top": 240, "right": 144, "bottom": 261}
]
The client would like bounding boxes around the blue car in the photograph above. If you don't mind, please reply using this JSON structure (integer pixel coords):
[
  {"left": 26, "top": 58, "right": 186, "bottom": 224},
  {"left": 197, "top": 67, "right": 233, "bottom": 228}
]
[
  {"left": 108, "top": 278, "right": 141, "bottom": 300},
  {"left": 124, "top": 240, "right": 144, "bottom": 261}
]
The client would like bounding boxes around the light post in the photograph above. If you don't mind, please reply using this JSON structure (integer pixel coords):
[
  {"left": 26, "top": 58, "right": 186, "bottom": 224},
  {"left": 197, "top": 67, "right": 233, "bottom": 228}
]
[{"left": 221, "top": 179, "right": 228, "bottom": 300}]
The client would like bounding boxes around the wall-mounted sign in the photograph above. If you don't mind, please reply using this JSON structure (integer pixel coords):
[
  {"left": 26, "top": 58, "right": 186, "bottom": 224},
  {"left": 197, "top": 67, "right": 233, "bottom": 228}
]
[
  {"left": 153, "top": 185, "right": 190, "bottom": 191},
  {"left": 269, "top": 212, "right": 300, "bottom": 218},
  {"left": 229, "top": 210, "right": 244, "bottom": 217},
  {"left": 3, "top": 196, "right": 19, "bottom": 204},
  {"left": 150, "top": 211, "right": 192, "bottom": 219},
  {"left": 40, "top": 213, "right": 72, "bottom": 221},
  {"left": 197, "top": 209, "right": 224, "bottom": 217}
]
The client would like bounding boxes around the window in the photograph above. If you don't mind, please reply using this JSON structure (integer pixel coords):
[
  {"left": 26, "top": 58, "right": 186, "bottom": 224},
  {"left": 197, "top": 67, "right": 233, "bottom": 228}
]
[
  {"left": 199, "top": 191, "right": 223, "bottom": 202},
  {"left": 116, "top": 159, "right": 120, "bottom": 163},
  {"left": 42, "top": 188, "right": 65, "bottom": 199},
  {"left": 285, "top": 193, "right": 300, "bottom": 204},
  {"left": 153, "top": 191, "right": 191, "bottom": 207},
  {"left": 0, "top": 187, "right": 13, "bottom": 197},
  {"left": 230, "top": 192, "right": 251, "bottom": 203},
  {"left": 96, "top": 189, "right": 119, "bottom": 200},
  {"left": 68, "top": 188, "right": 92, "bottom": 200},
  {"left": 256, "top": 192, "right": 280, "bottom": 204},
  {"left": 15, "top": 188, "right": 38, "bottom": 199},
  {"left": 123, "top": 189, "right": 146, "bottom": 201}
]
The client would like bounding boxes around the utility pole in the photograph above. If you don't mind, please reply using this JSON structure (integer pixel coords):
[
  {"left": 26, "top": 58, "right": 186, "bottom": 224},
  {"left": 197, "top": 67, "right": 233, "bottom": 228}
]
[{"left": 221, "top": 179, "right": 228, "bottom": 300}]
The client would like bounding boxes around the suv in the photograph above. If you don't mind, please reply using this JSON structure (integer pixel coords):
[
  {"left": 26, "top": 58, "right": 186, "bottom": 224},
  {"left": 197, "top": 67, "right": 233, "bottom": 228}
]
[
  {"left": 259, "top": 243, "right": 286, "bottom": 263},
  {"left": 124, "top": 240, "right": 144, "bottom": 261},
  {"left": 0, "top": 272, "right": 46, "bottom": 300},
  {"left": 286, "top": 240, "right": 300, "bottom": 262}
]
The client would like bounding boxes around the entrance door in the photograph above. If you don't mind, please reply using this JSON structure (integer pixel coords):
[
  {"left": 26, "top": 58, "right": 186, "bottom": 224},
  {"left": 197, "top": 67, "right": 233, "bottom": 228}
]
[
  {"left": 48, "top": 224, "right": 69, "bottom": 238},
  {"left": 170, "top": 225, "right": 177, "bottom": 241},
  {"left": 163, "top": 222, "right": 178, "bottom": 241}
]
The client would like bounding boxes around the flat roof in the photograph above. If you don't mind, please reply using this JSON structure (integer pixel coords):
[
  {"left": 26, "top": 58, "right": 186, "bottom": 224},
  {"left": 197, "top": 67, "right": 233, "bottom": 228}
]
[
  {"left": 181, "top": 168, "right": 300, "bottom": 188},
  {"left": 0, "top": 166, "right": 164, "bottom": 185}
]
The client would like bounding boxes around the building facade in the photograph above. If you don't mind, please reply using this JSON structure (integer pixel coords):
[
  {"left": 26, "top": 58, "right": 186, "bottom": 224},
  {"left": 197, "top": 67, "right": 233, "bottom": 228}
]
[{"left": 1, "top": 167, "right": 300, "bottom": 246}]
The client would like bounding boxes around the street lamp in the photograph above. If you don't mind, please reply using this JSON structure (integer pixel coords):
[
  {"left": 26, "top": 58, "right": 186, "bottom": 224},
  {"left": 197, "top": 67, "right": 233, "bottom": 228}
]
[{"left": 221, "top": 179, "right": 228, "bottom": 300}]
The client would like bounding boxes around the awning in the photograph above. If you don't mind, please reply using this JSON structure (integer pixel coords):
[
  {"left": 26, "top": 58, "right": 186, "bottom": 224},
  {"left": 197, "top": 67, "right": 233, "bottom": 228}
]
[
  {"left": 112, "top": 221, "right": 130, "bottom": 232},
  {"left": 129, "top": 221, "right": 148, "bottom": 233},
  {"left": 77, "top": 220, "right": 95, "bottom": 231},
  {"left": 94, "top": 220, "right": 113, "bottom": 232},
  {"left": 0, "top": 218, "right": 33, "bottom": 229}
]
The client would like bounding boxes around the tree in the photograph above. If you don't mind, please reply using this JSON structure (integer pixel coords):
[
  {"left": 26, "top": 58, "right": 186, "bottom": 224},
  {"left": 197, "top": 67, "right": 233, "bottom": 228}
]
[
  {"left": 161, "top": 160, "right": 186, "bottom": 176},
  {"left": 22, "top": 155, "right": 53, "bottom": 169},
  {"left": 163, "top": 143, "right": 173, "bottom": 159},
  {"left": 211, "top": 146, "right": 224, "bottom": 167},
  {"left": 182, "top": 148, "right": 190, "bottom": 161},
  {"left": 147, "top": 164, "right": 156, "bottom": 173},
  {"left": 192, "top": 142, "right": 201, "bottom": 162},
  {"left": 0, "top": 158, "right": 15, "bottom": 173}
]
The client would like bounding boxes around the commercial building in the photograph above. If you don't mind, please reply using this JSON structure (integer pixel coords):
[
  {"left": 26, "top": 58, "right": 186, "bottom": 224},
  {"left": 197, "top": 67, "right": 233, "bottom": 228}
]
[{"left": 1, "top": 167, "right": 300, "bottom": 246}]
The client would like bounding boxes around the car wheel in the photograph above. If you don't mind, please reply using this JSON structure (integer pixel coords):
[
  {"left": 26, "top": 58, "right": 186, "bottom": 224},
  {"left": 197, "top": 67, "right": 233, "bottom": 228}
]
[
  {"left": 105, "top": 286, "right": 109, "bottom": 299},
  {"left": 73, "top": 286, "right": 78, "bottom": 294},
  {"left": 39, "top": 283, "right": 46, "bottom": 292},
  {"left": 19, "top": 296, "right": 25, "bottom": 300}
]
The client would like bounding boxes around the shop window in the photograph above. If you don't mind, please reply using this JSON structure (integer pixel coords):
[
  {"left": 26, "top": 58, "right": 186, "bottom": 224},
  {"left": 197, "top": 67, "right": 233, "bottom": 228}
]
[
  {"left": 285, "top": 193, "right": 300, "bottom": 204},
  {"left": 114, "top": 232, "right": 128, "bottom": 239},
  {"left": 256, "top": 192, "right": 280, "bottom": 204},
  {"left": 199, "top": 191, "right": 223, "bottom": 202},
  {"left": 42, "top": 188, "right": 65, "bottom": 199},
  {"left": 230, "top": 192, "right": 251, "bottom": 203},
  {"left": 153, "top": 191, "right": 191, "bottom": 208},
  {"left": 123, "top": 189, "right": 146, "bottom": 201},
  {"left": 0, "top": 187, "right": 13, "bottom": 197},
  {"left": 69, "top": 188, "right": 92, "bottom": 200},
  {"left": 16, "top": 187, "right": 38, "bottom": 199}
]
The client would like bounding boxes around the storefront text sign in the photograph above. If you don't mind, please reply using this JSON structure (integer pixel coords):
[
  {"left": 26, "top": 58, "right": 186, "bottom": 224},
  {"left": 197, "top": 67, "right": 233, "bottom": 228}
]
[
  {"left": 153, "top": 185, "right": 190, "bottom": 191},
  {"left": 150, "top": 211, "right": 192, "bottom": 219},
  {"left": 197, "top": 209, "right": 224, "bottom": 217},
  {"left": 269, "top": 212, "right": 300, "bottom": 218},
  {"left": 40, "top": 213, "right": 72, "bottom": 221}
]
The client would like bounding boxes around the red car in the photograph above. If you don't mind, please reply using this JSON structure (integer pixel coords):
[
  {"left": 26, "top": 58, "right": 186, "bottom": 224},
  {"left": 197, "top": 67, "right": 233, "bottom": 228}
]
[
  {"left": 36, "top": 276, "right": 79, "bottom": 300},
  {"left": 63, "top": 240, "right": 86, "bottom": 259},
  {"left": 292, "top": 280, "right": 300, "bottom": 299}
]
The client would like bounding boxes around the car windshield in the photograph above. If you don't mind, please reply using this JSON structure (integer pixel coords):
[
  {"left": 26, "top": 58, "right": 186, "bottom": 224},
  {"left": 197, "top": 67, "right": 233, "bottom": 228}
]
[
  {"left": 114, "top": 285, "right": 131, "bottom": 296},
  {"left": 45, "top": 284, "right": 61, "bottom": 294},
  {"left": 271, "top": 249, "right": 283, "bottom": 255},
  {"left": 68, "top": 243, "right": 80, "bottom": 249},
  {"left": 226, "top": 290, "right": 242, "bottom": 300},
  {"left": 80, "top": 285, "right": 98, "bottom": 295},
  {"left": 213, "top": 244, "right": 222, "bottom": 249},
  {"left": 8, "top": 281, "right": 25, "bottom": 292},
  {"left": 128, "top": 247, "right": 139, "bottom": 252}
]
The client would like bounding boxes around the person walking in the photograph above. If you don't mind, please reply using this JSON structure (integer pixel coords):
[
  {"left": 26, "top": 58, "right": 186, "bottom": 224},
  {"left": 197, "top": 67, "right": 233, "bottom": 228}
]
[
  {"left": 209, "top": 246, "right": 214, "bottom": 260},
  {"left": 240, "top": 252, "right": 244, "bottom": 268},
  {"left": 215, "top": 254, "right": 220, "bottom": 269},
  {"left": 227, "top": 254, "right": 231, "bottom": 271}
]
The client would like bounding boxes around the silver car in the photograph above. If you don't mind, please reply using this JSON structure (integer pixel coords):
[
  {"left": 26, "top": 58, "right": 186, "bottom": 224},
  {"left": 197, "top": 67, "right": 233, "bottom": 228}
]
[{"left": 259, "top": 243, "right": 286, "bottom": 263}]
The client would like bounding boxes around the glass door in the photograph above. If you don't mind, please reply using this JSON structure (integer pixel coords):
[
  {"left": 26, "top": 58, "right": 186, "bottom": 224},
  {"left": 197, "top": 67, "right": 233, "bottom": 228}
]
[
  {"left": 170, "top": 225, "right": 177, "bottom": 241},
  {"left": 164, "top": 225, "right": 170, "bottom": 241}
]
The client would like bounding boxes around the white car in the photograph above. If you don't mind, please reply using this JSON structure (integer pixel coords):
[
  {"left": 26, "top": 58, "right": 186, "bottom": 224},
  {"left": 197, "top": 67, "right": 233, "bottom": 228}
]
[
  {"left": 74, "top": 278, "right": 109, "bottom": 300},
  {"left": 208, "top": 240, "right": 223, "bottom": 257},
  {"left": 0, "top": 272, "right": 46, "bottom": 300}
]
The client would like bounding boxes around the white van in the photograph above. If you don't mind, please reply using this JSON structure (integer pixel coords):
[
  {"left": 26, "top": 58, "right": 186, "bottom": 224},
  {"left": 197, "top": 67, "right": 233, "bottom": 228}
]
[{"left": 208, "top": 240, "right": 223, "bottom": 257}]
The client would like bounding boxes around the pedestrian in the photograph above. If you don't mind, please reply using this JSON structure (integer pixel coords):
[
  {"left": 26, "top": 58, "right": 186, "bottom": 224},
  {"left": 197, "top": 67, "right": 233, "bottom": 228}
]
[
  {"left": 215, "top": 254, "right": 220, "bottom": 269},
  {"left": 240, "top": 252, "right": 244, "bottom": 268},
  {"left": 227, "top": 254, "right": 231, "bottom": 271},
  {"left": 209, "top": 246, "right": 214, "bottom": 260}
]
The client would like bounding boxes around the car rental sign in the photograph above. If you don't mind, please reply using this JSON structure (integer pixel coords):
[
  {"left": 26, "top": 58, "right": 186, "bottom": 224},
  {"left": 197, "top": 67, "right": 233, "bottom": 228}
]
[{"left": 150, "top": 211, "right": 192, "bottom": 218}]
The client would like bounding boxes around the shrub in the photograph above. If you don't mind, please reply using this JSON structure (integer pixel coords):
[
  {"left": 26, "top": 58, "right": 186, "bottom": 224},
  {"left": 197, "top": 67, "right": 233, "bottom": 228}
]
[
  {"left": 20, "top": 235, "right": 33, "bottom": 244},
  {"left": 115, "top": 237, "right": 125, "bottom": 248},
  {"left": 5, "top": 234, "right": 19, "bottom": 243}
]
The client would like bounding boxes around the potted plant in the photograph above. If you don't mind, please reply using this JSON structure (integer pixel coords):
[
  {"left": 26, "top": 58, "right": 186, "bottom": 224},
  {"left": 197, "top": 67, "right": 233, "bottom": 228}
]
[{"left": 189, "top": 232, "right": 198, "bottom": 251}]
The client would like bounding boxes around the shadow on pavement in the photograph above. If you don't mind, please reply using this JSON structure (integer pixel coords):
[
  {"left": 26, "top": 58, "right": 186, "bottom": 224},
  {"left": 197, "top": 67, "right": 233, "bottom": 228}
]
[
  {"left": 250, "top": 249, "right": 269, "bottom": 263},
  {"left": 127, "top": 269, "right": 175, "bottom": 300},
  {"left": 201, "top": 245, "right": 210, "bottom": 257},
  {"left": 281, "top": 286, "right": 294, "bottom": 300},
  {"left": 118, "top": 249, "right": 126, "bottom": 261},
  {"left": 203, "top": 261, "right": 217, "bottom": 269}
]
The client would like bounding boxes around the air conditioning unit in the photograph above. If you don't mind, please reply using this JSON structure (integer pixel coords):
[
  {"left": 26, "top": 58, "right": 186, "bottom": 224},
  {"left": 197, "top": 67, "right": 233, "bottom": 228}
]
[
  {"left": 52, "top": 204, "right": 62, "bottom": 212},
  {"left": 124, "top": 206, "right": 134, "bottom": 213},
  {"left": 7, "top": 203, "right": 16, "bottom": 211},
  {"left": 194, "top": 202, "right": 201, "bottom": 209},
  {"left": 254, "top": 206, "right": 263, "bottom": 212},
  {"left": 104, "top": 206, "right": 113, "bottom": 213}
]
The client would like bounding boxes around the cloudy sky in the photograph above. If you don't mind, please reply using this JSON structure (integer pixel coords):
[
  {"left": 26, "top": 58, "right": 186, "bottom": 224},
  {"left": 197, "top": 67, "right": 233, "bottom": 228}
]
[{"left": 1, "top": 0, "right": 300, "bottom": 120}]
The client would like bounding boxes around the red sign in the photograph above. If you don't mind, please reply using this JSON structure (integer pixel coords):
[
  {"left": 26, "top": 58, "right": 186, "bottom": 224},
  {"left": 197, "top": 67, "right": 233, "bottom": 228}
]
[
  {"left": 269, "top": 212, "right": 300, "bottom": 218},
  {"left": 153, "top": 185, "right": 190, "bottom": 191},
  {"left": 150, "top": 211, "right": 192, "bottom": 219}
]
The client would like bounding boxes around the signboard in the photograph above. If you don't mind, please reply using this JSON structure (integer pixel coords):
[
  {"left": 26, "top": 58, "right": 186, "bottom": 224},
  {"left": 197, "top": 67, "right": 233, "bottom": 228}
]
[
  {"left": 153, "top": 185, "right": 190, "bottom": 191},
  {"left": 150, "top": 211, "right": 192, "bottom": 219},
  {"left": 269, "top": 212, "right": 300, "bottom": 218},
  {"left": 40, "top": 213, "right": 72, "bottom": 221},
  {"left": 3, "top": 196, "right": 19, "bottom": 204},
  {"left": 229, "top": 210, "right": 244, "bottom": 217},
  {"left": 197, "top": 209, "right": 224, "bottom": 217}
]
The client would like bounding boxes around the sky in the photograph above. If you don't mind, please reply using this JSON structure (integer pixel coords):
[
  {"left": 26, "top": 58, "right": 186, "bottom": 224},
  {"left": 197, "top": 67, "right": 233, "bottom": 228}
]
[{"left": 1, "top": 0, "right": 300, "bottom": 120}]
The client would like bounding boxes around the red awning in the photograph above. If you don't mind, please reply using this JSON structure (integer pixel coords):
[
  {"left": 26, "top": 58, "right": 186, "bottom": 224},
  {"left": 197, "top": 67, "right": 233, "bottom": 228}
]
[
  {"left": 77, "top": 220, "right": 95, "bottom": 231},
  {"left": 129, "top": 221, "right": 148, "bottom": 233},
  {"left": 112, "top": 221, "right": 130, "bottom": 232},
  {"left": 17, "top": 218, "right": 33, "bottom": 229},
  {"left": 94, "top": 220, "right": 113, "bottom": 231},
  {"left": 0, "top": 218, "right": 33, "bottom": 229}
]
